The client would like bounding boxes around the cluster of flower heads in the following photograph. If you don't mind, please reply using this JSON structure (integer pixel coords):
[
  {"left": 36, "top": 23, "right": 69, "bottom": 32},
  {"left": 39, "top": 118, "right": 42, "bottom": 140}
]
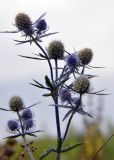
[
  {"left": 15, "top": 12, "right": 47, "bottom": 35},
  {"left": 0, "top": 11, "right": 108, "bottom": 160},
  {"left": 7, "top": 12, "right": 106, "bottom": 123},
  {"left": 47, "top": 40, "right": 93, "bottom": 70},
  {"left": 7, "top": 96, "right": 34, "bottom": 134},
  {"left": 11, "top": 12, "right": 57, "bottom": 44},
  {"left": 46, "top": 40, "right": 106, "bottom": 120}
]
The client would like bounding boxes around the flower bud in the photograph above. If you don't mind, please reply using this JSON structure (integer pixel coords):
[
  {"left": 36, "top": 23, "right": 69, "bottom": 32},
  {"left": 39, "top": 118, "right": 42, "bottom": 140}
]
[
  {"left": 78, "top": 48, "right": 93, "bottom": 65},
  {"left": 24, "top": 119, "right": 34, "bottom": 130},
  {"left": 21, "top": 109, "right": 32, "bottom": 120},
  {"left": 7, "top": 120, "right": 18, "bottom": 131},
  {"left": 60, "top": 88, "right": 71, "bottom": 102},
  {"left": 48, "top": 40, "right": 64, "bottom": 59},
  {"left": 73, "top": 76, "right": 89, "bottom": 94},
  {"left": 9, "top": 96, "right": 24, "bottom": 112},
  {"left": 66, "top": 53, "right": 80, "bottom": 68},
  {"left": 36, "top": 19, "right": 47, "bottom": 31}
]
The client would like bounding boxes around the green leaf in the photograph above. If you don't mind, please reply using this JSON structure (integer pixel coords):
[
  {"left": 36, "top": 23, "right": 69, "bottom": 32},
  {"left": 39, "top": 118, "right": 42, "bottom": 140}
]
[
  {"left": 61, "top": 142, "right": 85, "bottom": 153},
  {"left": 45, "top": 75, "right": 53, "bottom": 89}
]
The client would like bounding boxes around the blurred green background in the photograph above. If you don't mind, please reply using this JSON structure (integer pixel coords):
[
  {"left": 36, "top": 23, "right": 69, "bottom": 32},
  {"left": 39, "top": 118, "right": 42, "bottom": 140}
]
[{"left": 0, "top": 96, "right": 114, "bottom": 160}]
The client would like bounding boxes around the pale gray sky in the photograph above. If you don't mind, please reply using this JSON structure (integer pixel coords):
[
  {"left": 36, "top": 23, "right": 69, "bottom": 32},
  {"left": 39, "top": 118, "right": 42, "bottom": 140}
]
[{"left": 0, "top": 0, "right": 114, "bottom": 139}]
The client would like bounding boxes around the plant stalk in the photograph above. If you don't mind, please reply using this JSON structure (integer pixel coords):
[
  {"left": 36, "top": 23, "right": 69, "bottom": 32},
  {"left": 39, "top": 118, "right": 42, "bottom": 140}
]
[
  {"left": 54, "top": 59, "right": 62, "bottom": 160},
  {"left": 17, "top": 112, "right": 35, "bottom": 160}
]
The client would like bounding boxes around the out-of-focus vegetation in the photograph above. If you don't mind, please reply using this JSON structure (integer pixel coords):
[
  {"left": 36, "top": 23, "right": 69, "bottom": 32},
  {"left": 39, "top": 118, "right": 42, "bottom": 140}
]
[
  {"left": 1, "top": 96, "right": 114, "bottom": 160},
  {"left": 1, "top": 128, "right": 114, "bottom": 160}
]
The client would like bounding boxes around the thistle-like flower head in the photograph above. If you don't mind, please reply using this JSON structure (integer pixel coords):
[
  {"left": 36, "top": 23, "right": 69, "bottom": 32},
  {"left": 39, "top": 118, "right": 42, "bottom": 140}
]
[
  {"left": 78, "top": 48, "right": 93, "bottom": 65},
  {"left": 8, "top": 120, "right": 18, "bottom": 131},
  {"left": 36, "top": 19, "right": 47, "bottom": 31},
  {"left": 15, "top": 13, "right": 33, "bottom": 35},
  {"left": 21, "top": 109, "right": 32, "bottom": 120},
  {"left": 48, "top": 40, "right": 64, "bottom": 59},
  {"left": 9, "top": 96, "right": 24, "bottom": 112},
  {"left": 60, "top": 88, "right": 71, "bottom": 103},
  {"left": 73, "top": 76, "right": 90, "bottom": 94},
  {"left": 24, "top": 119, "right": 34, "bottom": 130},
  {"left": 66, "top": 53, "right": 80, "bottom": 68}
]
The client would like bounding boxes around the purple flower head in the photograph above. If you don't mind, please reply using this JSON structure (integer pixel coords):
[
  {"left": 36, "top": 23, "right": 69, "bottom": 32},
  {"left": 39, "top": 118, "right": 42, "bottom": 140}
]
[
  {"left": 60, "top": 88, "right": 71, "bottom": 103},
  {"left": 65, "top": 53, "right": 80, "bottom": 69},
  {"left": 72, "top": 97, "right": 81, "bottom": 106},
  {"left": 8, "top": 120, "right": 18, "bottom": 131},
  {"left": 24, "top": 119, "right": 34, "bottom": 130},
  {"left": 36, "top": 19, "right": 47, "bottom": 31},
  {"left": 21, "top": 109, "right": 32, "bottom": 120}
]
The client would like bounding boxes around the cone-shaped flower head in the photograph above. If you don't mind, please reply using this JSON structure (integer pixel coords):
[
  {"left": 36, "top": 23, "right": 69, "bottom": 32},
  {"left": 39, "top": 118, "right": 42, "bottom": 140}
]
[
  {"left": 15, "top": 13, "right": 33, "bottom": 35},
  {"left": 9, "top": 96, "right": 24, "bottom": 112},
  {"left": 36, "top": 19, "right": 47, "bottom": 31},
  {"left": 48, "top": 40, "right": 64, "bottom": 59},
  {"left": 78, "top": 48, "right": 93, "bottom": 65},
  {"left": 21, "top": 109, "right": 32, "bottom": 120},
  {"left": 8, "top": 120, "right": 18, "bottom": 131},
  {"left": 66, "top": 53, "right": 80, "bottom": 68},
  {"left": 60, "top": 88, "right": 71, "bottom": 102},
  {"left": 73, "top": 76, "right": 90, "bottom": 94}
]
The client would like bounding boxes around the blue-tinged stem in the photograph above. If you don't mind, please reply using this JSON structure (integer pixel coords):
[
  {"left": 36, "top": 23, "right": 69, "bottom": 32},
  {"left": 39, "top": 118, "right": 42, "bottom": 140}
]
[
  {"left": 30, "top": 34, "right": 54, "bottom": 82},
  {"left": 17, "top": 112, "right": 35, "bottom": 160},
  {"left": 62, "top": 112, "right": 74, "bottom": 143},
  {"left": 54, "top": 59, "right": 62, "bottom": 160}
]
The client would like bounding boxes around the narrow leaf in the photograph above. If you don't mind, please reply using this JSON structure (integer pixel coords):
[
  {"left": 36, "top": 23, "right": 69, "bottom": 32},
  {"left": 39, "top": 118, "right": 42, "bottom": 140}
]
[
  {"left": 30, "top": 83, "right": 44, "bottom": 89},
  {"left": 26, "top": 102, "right": 41, "bottom": 109},
  {"left": 61, "top": 143, "right": 85, "bottom": 153},
  {"left": 49, "top": 104, "right": 71, "bottom": 109},
  {"left": 26, "top": 133, "right": 37, "bottom": 137},
  {"left": 19, "top": 55, "right": 45, "bottom": 60},
  {"left": 4, "top": 134, "right": 20, "bottom": 139},
  {"left": 45, "top": 75, "right": 53, "bottom": 89},
  {"left": 77, "top": 108, "right": 93, "bottom": 118},
  {"left": 40, "top": 32, "right": 59, "bottom": 38},
  {"left": 42, "top": 93, "right": 52, "bottom": 97},
  {"left": 62, "top": 110, "right": 72, "bottom": 121},
  {"left": 0, "top": 108, "right": 10, "bottom": 111}
]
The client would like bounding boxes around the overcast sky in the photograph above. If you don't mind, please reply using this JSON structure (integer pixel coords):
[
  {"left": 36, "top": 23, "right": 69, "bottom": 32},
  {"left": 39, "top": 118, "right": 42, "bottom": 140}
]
[{"left": 0, "top": 0, "right": 114, "bottom": 140}]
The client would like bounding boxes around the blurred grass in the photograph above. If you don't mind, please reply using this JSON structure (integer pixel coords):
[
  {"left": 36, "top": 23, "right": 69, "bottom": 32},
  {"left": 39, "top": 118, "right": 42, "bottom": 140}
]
[
  {"left": 1, "top": 96, "right": 114, "bottom": 160},
  {"left": 12, "top": 130, "right": 82, "bottom": 160},
  {"left": 0, "top": 127, "right": 114, "bottom": 160}
]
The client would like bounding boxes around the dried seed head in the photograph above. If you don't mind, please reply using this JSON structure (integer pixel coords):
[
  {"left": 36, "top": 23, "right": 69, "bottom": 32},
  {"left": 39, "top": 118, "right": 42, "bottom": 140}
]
[
  {"left": 9, "top": 96, "right": 24, "bottom": 112},
  {"left": 15, "top": 13, "right": 33, "bottom": 35},
  {"left": 78, "top": 48, "right": 93, "bottom": 65},
  {"left": 48, "top": 40, "right": 64, "bottom": 59},
  {"left": 73, "top": 76, "right": 90, "bottom": 94}
]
